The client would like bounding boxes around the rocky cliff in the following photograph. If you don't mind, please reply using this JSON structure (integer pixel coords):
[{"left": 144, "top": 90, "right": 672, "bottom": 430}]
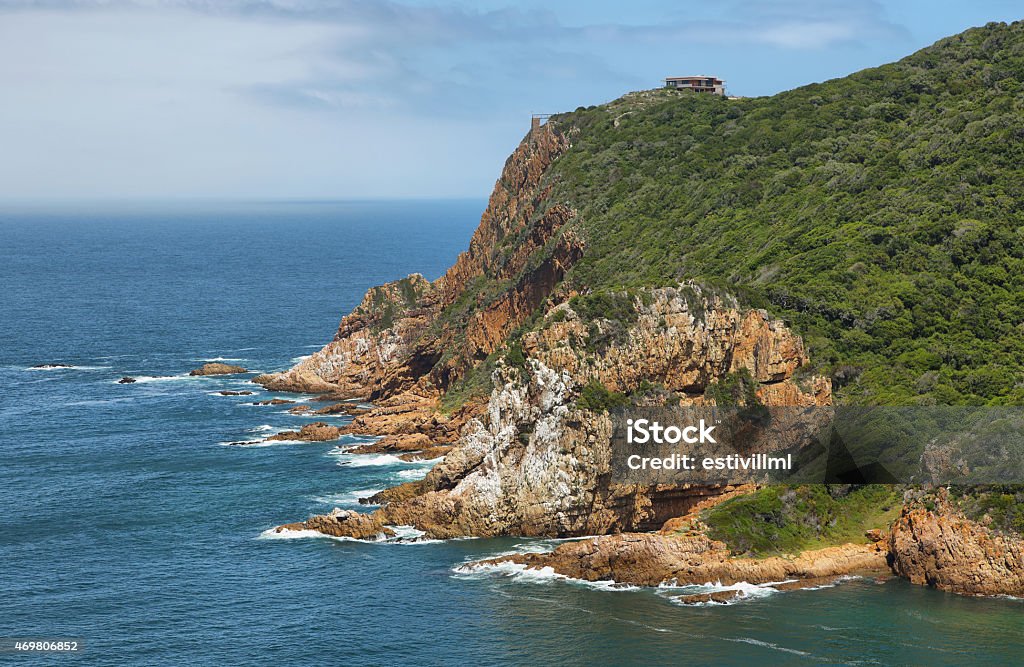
[
  {"left": 888, "top": 488, "right": 1024, "bottom": 596},
  {"left": 277, "top": 284, "right": 829, "bottom": 540},
  {"left": 257, "top": 73, "right": 1023, "bottom": 599},
  {"left": 254, "top": 124, "right": 578, "bottom": 399},
  {"left": 257, "top": 122, "right": 828, "bottom": 544}
]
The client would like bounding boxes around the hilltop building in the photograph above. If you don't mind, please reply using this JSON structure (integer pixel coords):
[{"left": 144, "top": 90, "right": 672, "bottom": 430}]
[{"left": 664, "top": 75, "right": 725, "bottom": 95}]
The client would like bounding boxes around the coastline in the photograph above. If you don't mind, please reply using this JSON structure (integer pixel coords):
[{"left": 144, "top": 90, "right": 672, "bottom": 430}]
[{"left": 238, "top": 122, "right": 1024, "bottom": 601}]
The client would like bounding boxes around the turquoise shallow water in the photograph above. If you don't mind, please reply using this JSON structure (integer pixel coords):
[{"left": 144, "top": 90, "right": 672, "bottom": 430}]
[{"left": 0, "top": 201, "right": 1021, "bottom": 666}]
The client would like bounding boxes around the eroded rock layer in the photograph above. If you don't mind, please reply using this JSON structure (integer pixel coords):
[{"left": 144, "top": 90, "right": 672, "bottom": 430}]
[
  {"left": 282, "top": 285, "right": 830, "bottom": 540},
  {"left": 888, "top": 489, "right": 1024, "bottom": 597},
  {"left": 475, "top": 534, "right": 887, "bottom": 587},
  {"left": 253, "top": 124, "right": 576, "bottom": 399}
]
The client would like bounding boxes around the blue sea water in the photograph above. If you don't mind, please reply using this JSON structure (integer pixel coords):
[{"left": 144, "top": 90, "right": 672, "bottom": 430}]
[{"left": 0, "top": 201, "right": 1021, "bottom": 666}]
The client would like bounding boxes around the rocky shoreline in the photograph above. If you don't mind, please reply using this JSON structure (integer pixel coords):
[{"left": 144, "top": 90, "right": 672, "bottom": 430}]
[
  {"left": 474, "top": 536, "right": 888, "bottom": 590},
  {"left": 243, "top": 123, "right": 1021, "bottom": 600}
]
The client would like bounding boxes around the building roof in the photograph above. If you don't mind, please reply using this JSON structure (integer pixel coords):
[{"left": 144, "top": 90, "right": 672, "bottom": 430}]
[{"left": 665, "top": 75, "right": 724, "bottom": 81}]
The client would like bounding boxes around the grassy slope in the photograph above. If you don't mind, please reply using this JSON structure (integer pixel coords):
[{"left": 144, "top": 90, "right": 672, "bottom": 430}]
[
  {"left": 545, "top": 21, "right": 1024, "bottom": 406},
  {"left": 703, "top": 485, "right": 902, "bottom": 556}
]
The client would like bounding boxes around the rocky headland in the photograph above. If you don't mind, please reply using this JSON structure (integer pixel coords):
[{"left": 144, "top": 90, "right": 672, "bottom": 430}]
[{"left": 250, "top": 79, "right": 1024, "bottom": 598}]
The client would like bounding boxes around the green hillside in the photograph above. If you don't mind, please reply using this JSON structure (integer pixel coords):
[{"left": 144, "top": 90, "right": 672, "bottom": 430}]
[{"left": 543, "top": 21, "right": 1024, "bottom": 405}]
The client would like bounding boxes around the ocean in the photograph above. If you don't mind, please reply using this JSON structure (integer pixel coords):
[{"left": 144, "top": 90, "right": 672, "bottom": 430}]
[{"left": 1, "top": 201, "right": 1020, "bottom": 666}]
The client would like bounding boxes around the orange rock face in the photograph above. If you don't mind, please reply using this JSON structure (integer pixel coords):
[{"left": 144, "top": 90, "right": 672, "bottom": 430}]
[
  {"left": 256, "top": 129, "right": 839, "bottom": 557},
  {"left": 278, "top": 508, "right": 394, "bottom": 541},
  {"left": 475, "top": 534, "right": 886, "bottom": 587},
  {"left": 523, "top": 285, "right": 832, "bottom": 405},
  {"left": 267, "top": 422, "right": 344, "bottom": 442},
  {"left": 281, "top": 285, "right": 831, "bottom": 542},
  {"left": 888, "top": 489, "right": 1024, "bottom": 597},
  {"left": 254, "top": 124, "right": 577, "bottom": 400}
]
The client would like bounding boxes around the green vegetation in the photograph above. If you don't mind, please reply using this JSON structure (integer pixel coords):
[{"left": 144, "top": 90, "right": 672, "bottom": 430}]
[
  {"left": 546, "top": 21, "right": 1024, "bottom": 405},
  {"left": 703, "top": 485, "right": 902, "bottom": 556},
  {"left": 570, "top": 290, "right": 641, "bottom": 352},
  {"left": 439, "top": 354, "right": 496, "bottom": 414},
  {"left": 576, "top": 379, "right": 630, "bottom": 412},
  {"left": 569, "top": 291, "right": 638, "bottom": 324},
  {"left": 950, "top": 485, "right": 1024, "bottom": 533},
  {"left": 396, "top": 276, "right": 421, "bottom": 306},
  {"left": 505, "top": 340, "right": 527, "bottom": 368},
  {"left": 703, "top": 369, "right": 762, "bottom": 408}
]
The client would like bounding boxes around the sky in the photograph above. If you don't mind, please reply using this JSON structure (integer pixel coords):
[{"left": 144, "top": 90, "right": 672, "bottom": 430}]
[{"left": 0, "top": 0, "right": 1021, "bottom": 201}]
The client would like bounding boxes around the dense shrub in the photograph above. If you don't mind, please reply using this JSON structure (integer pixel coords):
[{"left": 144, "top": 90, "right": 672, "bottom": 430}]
[{"left": 547, "top": 21, "right": 1024, "bottom": 406}]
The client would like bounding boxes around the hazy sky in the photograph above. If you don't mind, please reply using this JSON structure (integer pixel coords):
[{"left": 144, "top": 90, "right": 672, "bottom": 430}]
[{"left": 0, "top": 0, "right": 1020, "bottom": 200}]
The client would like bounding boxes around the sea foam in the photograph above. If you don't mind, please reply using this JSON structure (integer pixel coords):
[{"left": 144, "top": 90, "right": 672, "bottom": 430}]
[
  {"left": 27, "top": 364, "right": 111, "bottom": 371},
  {"left": 311, "top": 489, "right": 385, "bottom": 507},
  {"left": 331, "top": 453, "right": 411, "bottom": 467},
  {"left": 452, "top": 561, "right": 638, "bottom": 591},
  {"left": 257, "top": 527, "right": 386, "bottom": 543}
]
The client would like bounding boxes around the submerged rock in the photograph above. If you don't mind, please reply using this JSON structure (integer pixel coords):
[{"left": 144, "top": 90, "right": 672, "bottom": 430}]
[
  {"left": 276, "top": 508, "right": 395, "bottom": 540},
  {"left": 190, "top": 362, "right": 247, "bottom": 376},
  {"left": 118, "top": 376, "right": 137, "bottom": 384},
  {"left": 674, "top": 590, "right": 742, "bottom": 605},
  {"left": 218, "top": 390, "right": 252, "bottom": 396},
  {"left": 253, "top": 399, "right": 293, "bottom": 406},
  {"left": 31, "top": 363, "right": 72, "bottom": 369}
]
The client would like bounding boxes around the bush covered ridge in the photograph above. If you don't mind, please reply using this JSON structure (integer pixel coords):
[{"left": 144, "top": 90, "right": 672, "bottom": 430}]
[
  {"left": 545, "top": 21, "right": 1024, "bottom": 406},
  {"left": 703, "top": 485, "right": 902, "bottom": 556}
]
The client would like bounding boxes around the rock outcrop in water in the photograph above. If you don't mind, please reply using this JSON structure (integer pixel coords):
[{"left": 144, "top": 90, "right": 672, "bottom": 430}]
[
  {"left": 267, "top": 422, "right": 345, "bottom": 443},
  {"left": 476, "top": 534, "right": 887, "bottom": 587},
  {"left": 888, "top": 489, "right": 1024, "bottom": 597},
  {"left": 276, "top": 508, "right": 394, "bottom": 541},
  {"left": 190, "top": 362, "right": 247, "bottom": 376}
]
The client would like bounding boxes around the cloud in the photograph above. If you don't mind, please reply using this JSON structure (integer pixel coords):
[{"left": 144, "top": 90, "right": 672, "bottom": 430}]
[
  {"left": 0, "top": 1, "right": 909, "bottom": 118},
  {"left": 0, "top": 0, "right": 916, "bottom": 199},
  {"left": 580, "top": 0, "right": 907, "bottom": 50}
]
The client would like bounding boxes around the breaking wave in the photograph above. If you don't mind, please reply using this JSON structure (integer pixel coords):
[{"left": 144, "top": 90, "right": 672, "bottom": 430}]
[
  {"left": 27, "top": 364, "right": 111, "bottom": 371},
  {"left": 331, "top": 453, "right": 411, "bottom": 467},
  {"left": 257, "top": 525, "right": 442, "bottom": 545},
  {"left": 723, "top": 637, "right": 812, "bottom": 656},
  {"left": 124, "top": 374, "right": 196, "bottom": 384},
  {"left": 452, "top": 561, "right": 639, "bottom": 591},
  {"left": 257, "top": 527, "right": 387, "bottom": 543},
  {"left": 311, "top": 489, "right": 385, "bottom": 507}
]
